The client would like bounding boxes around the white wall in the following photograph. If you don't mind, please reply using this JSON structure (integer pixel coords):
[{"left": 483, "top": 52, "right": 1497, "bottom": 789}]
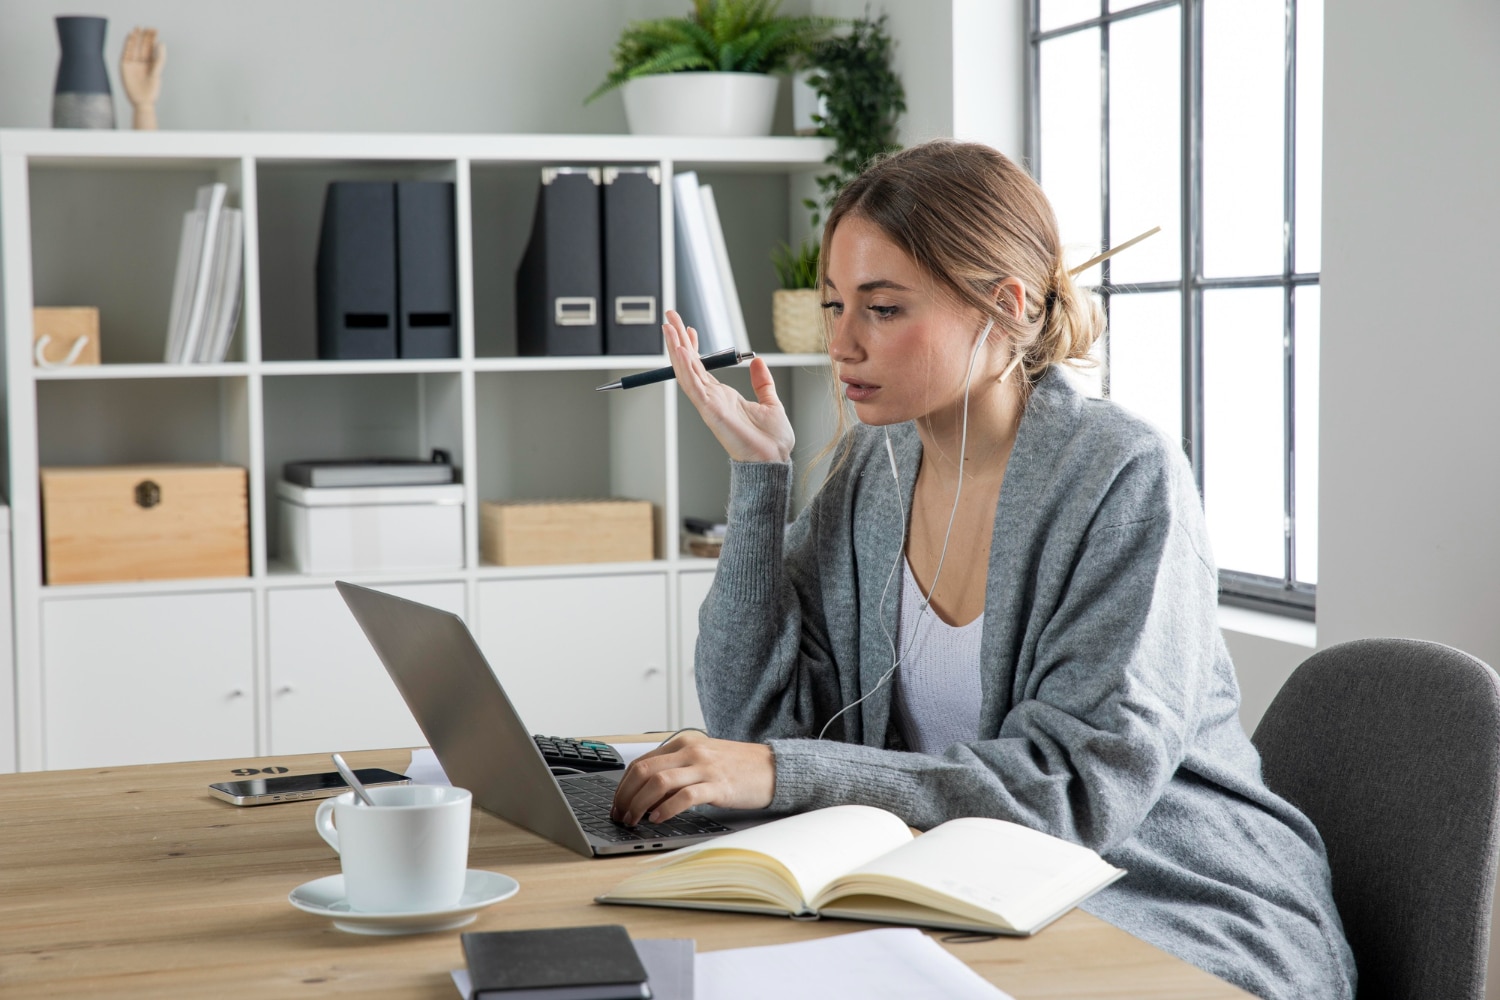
[
  {"left": 1220, "top": 612, "right": 1315, "bottom": 734},
  {"left": 812, "top": 0, "right": 954, "bottom": 147},
  {"left": 0, "top": 0, "right": 705, "bottom": 134},
  {"left": 810, "top": 0, "right": 1026, "bottom": 157},
  {"left": 950, "top": 0, "right": 1027, "bottom": 160}
]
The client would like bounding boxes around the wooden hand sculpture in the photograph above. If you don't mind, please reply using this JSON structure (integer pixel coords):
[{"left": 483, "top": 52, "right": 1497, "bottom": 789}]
[{"left": 119, "top": 27, "right": 165, "bottom": 130}]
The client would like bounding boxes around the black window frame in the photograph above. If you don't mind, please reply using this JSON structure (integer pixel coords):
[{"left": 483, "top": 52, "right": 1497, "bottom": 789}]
[{"left": 1026, "top": 0, "right": 1318, "bottom": 620}]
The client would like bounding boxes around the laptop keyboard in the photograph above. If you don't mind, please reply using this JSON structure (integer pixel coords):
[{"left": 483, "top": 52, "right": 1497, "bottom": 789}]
[{"left": 562, "top": 773, "right": 732, "bottom": 844}]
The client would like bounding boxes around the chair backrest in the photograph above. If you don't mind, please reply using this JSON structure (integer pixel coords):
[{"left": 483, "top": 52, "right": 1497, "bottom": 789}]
[{"left": 1251, "top": 638, "right": 1500, "bottom": 1000}]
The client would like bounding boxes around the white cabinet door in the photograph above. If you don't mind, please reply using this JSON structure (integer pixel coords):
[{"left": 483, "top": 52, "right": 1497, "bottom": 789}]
[
  {"left": 678, "top": 570, "right": 715, "bottom": 731},
  {"left": 42, "top": 591, "right": 255, "bottom": 769},
  {"left": 267, "top": 582, "right": 466, "bottom": 756},
  {"left": 0, "top": 509, "right": 12, "bottom": 774},
  {"left": 476, "top": 575, "right": 668, "bottom": 736}
]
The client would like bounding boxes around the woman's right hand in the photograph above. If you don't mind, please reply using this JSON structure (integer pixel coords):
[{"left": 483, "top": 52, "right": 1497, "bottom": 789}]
[{"left": 664, "top": 310, "right": 794, "bottom": 464}]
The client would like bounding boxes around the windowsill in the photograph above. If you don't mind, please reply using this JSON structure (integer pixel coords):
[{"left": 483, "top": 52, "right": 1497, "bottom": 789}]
[{"left": 1217, "top": 603, "right": 1317, "bottom": 649}]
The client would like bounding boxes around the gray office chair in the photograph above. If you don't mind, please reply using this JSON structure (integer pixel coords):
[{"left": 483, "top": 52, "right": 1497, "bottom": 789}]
[{"left": 1251, "top": 638, "right": 1500, "bottom": 1000}]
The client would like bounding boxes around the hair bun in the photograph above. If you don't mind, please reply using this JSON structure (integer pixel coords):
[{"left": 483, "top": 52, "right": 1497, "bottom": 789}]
[{"left": 1039, "top": 262, "right": 1106, "bottom": 367}]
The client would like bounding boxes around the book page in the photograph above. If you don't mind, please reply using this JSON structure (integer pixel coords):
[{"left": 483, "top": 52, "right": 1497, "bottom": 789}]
[
  {"left": 671, "top": 171, "right": 735, "bottom": 353},
  {"left": 812, "top": 817, "right": 1123, "bottom": 932},
  {"left": 609, "top": 805, "right": 912, "bottom": 910},
  {"left": 698, "top": 185, "right": 751, "bottom": 354},
  {"left": 164, "top": 210, "right": 204, "bottom": 363}
]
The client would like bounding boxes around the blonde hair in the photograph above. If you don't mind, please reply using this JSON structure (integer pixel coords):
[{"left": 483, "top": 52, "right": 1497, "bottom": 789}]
[{"left": 810, "top": 140, "right": 1105, "bottom": 474}]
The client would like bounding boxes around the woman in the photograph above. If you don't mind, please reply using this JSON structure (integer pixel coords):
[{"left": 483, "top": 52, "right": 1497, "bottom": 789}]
[{"left": 610, "top": 140, "right": 1355, "bottom": 1000}]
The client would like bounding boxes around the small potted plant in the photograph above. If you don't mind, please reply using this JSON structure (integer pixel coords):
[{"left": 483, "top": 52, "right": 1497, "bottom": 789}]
[
  {"left": 771, "top": 239, "right": 823, "bottom": 354},
  {"left": 587, "top": 0, "right": 838, "bottom": 137},
  {"left": 771, "top": 13, "right": 905, "bottom": 353}
]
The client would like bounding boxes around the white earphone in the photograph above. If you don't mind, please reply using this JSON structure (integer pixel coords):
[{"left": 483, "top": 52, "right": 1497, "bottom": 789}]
[{"left": 817, "top": 317, "right": 996, "bottom": 740}]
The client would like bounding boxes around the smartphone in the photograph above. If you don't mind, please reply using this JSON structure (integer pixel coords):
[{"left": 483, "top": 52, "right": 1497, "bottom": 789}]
[{"left": 208, "top": 768, "right": 411, "bottom": 806}]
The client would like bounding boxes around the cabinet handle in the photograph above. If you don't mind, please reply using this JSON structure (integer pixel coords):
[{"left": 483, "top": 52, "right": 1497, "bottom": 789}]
[
  {"left": 228, "top": 689, "right": 245, "bottom": 699},
  {"left": 276, "top": 685, "right": 294, "bottom": 696},
  {"left": 644, "top": 667, "right": 662, "bottom": 679}
]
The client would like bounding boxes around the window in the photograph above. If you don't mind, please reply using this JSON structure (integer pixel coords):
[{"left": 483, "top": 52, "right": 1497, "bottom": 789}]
[{"left": 1028, "top": 0, "right": 1322, "bottom": 618}]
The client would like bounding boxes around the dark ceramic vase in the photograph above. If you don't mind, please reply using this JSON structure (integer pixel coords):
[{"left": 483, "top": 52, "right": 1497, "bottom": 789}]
[{"left": 53, "top": 16, "right": 115, "bottom": 129}]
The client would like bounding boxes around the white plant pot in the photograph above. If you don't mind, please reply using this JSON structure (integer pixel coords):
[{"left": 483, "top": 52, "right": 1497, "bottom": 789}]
[
  {"left": 622, "top": 72, "right": 780, "bottom": 138},
  {"left": 790, "top": 69, "right": 825, "bottom": 136}
]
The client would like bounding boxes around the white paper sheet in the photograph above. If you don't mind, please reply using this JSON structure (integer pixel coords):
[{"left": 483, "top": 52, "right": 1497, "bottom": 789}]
[
  {"left": 405, "top": 748, "right": 449, "bottom": 786},
  {"left": 694, "top": 928, "right": 1014, "bottom": 1000},
  {"left": 613, "top": 740, "right": 661, "bottom": 767}
]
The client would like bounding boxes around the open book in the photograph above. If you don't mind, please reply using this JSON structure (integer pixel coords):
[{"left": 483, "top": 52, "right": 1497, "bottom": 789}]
[{"left": 597, "top": 804, "right": 1125, "bottom": 936}]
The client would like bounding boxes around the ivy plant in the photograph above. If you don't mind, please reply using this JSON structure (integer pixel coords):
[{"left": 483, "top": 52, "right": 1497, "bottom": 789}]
[
  {"left": 804, "top": 12, "right": 907, "bottom": 228},
  {"left": 771, "top": 12, "right": 905, "bottom": 288}
]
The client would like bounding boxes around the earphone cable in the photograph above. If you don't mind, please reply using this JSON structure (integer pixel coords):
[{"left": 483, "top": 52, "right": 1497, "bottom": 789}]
[{"left": 817, "top": 319, "right": 994, "bottom": 740}]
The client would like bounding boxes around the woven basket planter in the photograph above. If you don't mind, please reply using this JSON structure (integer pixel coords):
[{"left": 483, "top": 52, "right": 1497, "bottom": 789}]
[{"left": 772, "top": 289, "right": 824, "bottom": 354}]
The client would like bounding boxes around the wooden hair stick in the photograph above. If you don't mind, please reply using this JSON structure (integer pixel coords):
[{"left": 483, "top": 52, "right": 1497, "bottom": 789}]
[{"left": 1068, "top": 226, "right": 1162, "bottom": 278}]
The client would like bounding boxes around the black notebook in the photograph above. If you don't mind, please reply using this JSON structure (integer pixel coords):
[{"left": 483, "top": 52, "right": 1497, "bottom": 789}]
[{"left": 460, "top": 924, "right": 651, "bottom": 1000}]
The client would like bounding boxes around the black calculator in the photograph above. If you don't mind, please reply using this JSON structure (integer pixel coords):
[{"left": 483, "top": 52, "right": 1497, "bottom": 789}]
[{"left": 533, "top": 736, "right": 625, "bottom": 772}]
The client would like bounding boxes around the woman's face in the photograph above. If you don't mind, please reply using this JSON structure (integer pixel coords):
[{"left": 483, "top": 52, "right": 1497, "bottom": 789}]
[{"left": 823, "top": 215, "right": 999, "bottom": 428}]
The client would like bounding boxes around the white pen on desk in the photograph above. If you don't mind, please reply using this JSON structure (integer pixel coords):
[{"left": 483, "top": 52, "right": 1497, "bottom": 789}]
[{"left": 596, "top": 347, "right": 755, "bottom": 391}]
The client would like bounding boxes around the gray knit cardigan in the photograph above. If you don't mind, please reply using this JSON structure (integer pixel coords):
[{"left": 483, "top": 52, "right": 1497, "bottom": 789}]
[{"left": 694, "top": 369, "right": 1356, "bottom": 1000}]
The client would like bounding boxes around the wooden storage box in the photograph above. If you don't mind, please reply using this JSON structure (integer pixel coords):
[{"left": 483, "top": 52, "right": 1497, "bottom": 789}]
[
  {"left": 33, "top": 307, "right": 101, "bottom": 367},
  {"left": 41, "top": 464, "right": 249, "bottom": 584},
  {"left": 480, "top": 499, "right": 654, "bottom": 567}
]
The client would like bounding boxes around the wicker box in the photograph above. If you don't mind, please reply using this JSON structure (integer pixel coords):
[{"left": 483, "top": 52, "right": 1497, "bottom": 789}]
[
  {"left": 480, "top": 499, "right": 654, "bottom": 567},
  {"left": 41, "top": 463, "right": 249, "bottom": 584}
]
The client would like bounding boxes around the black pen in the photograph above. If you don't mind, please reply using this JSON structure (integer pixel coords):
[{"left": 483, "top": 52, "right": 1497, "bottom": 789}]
[{"left": 595, "top": 347, "right": 756, "bottom": 391}]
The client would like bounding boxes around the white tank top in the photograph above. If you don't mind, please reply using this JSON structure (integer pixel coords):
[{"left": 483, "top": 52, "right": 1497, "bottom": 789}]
[{"left": 893, "top": 557, "right": 985, "bottom": 754}]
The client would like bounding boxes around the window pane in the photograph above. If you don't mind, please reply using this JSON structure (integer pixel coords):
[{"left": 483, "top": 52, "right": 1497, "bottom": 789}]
[
  {"left": 1108, "top": 6, "right": 1181, "bottom": 284},
  {"left": 1294, "top": 0, "right": 1323, "bottom": 274},
  {"left": 1203, "top": 287, "right": 1284, "bottom": 578},
  {"left": 1202, "top": 0, "right": 1285, "bottom": 278},
  {"left": 1293, "top": 285, "right": 1319, "bottom": 585},
  {"left": 1039, "top": 29, "right": 1104, "bottom": 284},
  {"left": 1109, "top": 0, "right": 1166, "bottom": 13},
  {"left": 1105, "top": 291, "right": 1182, "bottom": 445},
  {"left": 1040, "top": 0, "right": 1102, "bottom": 33}
]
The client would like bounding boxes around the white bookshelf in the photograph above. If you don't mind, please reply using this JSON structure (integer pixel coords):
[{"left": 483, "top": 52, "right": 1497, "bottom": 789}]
[{"left": 0, "top": 129, "right": 837, "bottom": 772}]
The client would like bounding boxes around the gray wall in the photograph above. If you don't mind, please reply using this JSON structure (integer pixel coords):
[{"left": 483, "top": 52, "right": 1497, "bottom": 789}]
[
  {"left": 1317, "top": 1, "right": 1500, "bottom": 991},
  {"left": 1319, "top": 0, "right": 1500, "bottom": 664}
]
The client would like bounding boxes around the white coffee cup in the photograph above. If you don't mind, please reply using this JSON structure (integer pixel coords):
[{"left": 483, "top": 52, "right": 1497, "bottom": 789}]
[{"left": 314, "top": 784, "right": 472, "bottom": 913}]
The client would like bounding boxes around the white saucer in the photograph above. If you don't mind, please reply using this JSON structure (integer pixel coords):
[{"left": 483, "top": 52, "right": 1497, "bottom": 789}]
[{"left": 288, "top": 869, "right": 519, "bottom": 935}]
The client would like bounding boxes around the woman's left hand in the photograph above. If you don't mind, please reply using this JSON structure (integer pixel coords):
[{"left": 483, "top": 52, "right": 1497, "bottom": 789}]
[{"left": 610, "top": 730, "right": 775, "bottom": 826}]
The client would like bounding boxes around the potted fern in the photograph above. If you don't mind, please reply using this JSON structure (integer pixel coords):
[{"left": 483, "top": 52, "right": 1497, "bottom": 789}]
[{"left": 588, "top": 0, "right": 838, "bottom": 137}]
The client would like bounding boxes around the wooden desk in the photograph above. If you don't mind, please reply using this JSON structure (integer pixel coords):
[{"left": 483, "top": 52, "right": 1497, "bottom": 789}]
[{"left": 0, "top": 750, "right": 1251, "bottom": 999}]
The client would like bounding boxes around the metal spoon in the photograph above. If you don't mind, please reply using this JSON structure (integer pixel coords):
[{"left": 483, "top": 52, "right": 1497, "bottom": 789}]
[{"left": 331, "top": 752, "right": 375, "bottom": 807}]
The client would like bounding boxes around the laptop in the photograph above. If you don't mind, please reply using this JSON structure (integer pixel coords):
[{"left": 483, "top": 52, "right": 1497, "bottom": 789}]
[{"left": 336, "top": 580, "right": 770, "bottom": 857}]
